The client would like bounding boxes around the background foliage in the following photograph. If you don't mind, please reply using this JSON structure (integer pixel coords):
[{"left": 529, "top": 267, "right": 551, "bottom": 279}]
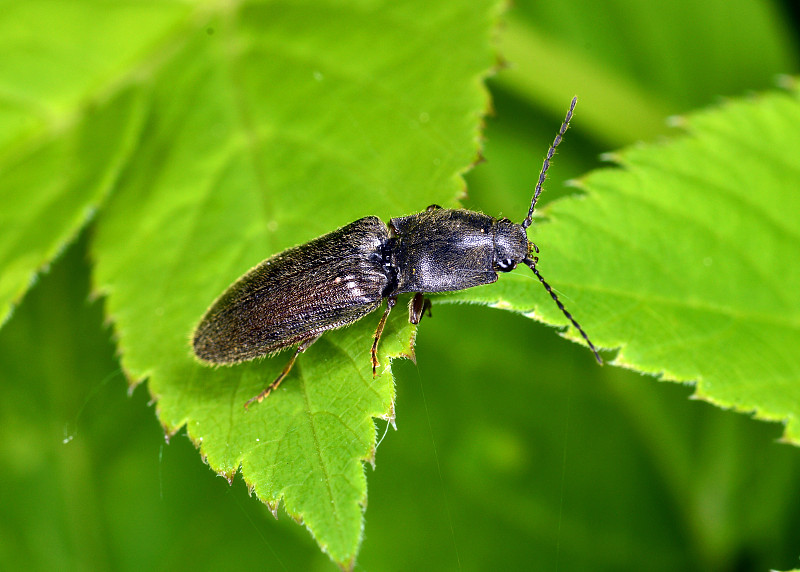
[{"left": 1, "top": 0, "right": 800, "bottom": 570}]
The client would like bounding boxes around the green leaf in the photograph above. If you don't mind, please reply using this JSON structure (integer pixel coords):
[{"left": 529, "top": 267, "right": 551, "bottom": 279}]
[
  {"left": 0, "top": 85, "right": 146, "bottom": 327},
  {"left": 448, "top": 85, "right": 800, "bottom": 444},
  {"left": 3, "top": 0, "right": 800, "bottom": 569},
  {"left": 493, "top": 0, "right": 797, "bottom": 147},
  {"left": 83, "top": 1, "right": 500, "bottom": 565},
  {"left": 0, "top": 0, "right": 189, "bottom": 327}
]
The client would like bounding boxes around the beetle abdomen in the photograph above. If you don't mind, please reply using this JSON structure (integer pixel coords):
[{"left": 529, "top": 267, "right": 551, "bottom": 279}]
[{"left": 193, "top": 217, "right": 391, "bottom": 364}]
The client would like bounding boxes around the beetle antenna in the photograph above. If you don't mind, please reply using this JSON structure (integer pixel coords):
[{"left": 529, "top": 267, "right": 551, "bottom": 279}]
[
  {"left": 522, "top": 97, "right": 577, "bottom": 229},
  {"left": 523, "top": 256, "right": 602, "bottom": 364}
]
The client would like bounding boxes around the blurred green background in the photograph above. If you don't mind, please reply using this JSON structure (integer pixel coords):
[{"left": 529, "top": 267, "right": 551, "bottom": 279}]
[{"left": 2, "top": 0, "right": 800, "bottom": 570}]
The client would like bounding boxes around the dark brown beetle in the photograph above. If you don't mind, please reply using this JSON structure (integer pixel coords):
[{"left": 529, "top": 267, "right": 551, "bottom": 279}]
[{"left": 192, "top": 97, "right": 601, "bottom": 408}]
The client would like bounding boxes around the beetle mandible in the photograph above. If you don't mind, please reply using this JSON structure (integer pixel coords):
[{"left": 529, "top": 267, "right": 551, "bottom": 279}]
[{"left": 192, "top": 97, "right": 602, "bottom": 409}]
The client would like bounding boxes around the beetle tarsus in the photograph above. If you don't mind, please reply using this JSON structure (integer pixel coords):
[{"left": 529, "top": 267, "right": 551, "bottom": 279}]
[
  {"left": 245, "top": 335, "right": 321, "bottom": 410},
  {"left": 244, "top": 372, "right": 287, "bottom": 410}
]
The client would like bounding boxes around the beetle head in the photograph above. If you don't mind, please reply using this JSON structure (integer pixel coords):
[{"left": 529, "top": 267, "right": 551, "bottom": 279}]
[{"left": 493, "top": 218, "right": 529, "bottom": 271}]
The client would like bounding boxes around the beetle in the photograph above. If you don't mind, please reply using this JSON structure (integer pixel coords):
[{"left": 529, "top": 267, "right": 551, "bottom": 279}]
[{"left": 192, "top": 97, "right": 601, "bottom": 409}]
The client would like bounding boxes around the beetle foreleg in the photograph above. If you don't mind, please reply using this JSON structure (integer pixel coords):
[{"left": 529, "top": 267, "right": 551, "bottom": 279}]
[
  {"left": 371, "top": 296, "right": 397, "bottom": 376},
  {"left": 408, "top": 293, "right": 432, "bottom": 325},
  {"left": 244, "top": 334, "right": 322, "bottom": 409}
]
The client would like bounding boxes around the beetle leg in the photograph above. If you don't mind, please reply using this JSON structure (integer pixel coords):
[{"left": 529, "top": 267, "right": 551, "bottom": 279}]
[
  {"left": 371, "top": 296, "right": 397, "bottom": 376},
  {"left": 425, "top": 204, "right": 442, "bottom": 212},
  {"left": 244, "top": 334, "right": 321, "bottom": 410},
  {"left": 408, "top": 293, "right": 432, "bottom": 324}
]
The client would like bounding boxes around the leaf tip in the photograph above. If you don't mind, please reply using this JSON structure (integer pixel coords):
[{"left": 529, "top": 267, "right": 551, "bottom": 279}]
[
  {"left": 161, "top": 422, "right": 180, "bottom": 444},
  {"left": 265, "top": 500, "right": 279, "bottom": 519}
]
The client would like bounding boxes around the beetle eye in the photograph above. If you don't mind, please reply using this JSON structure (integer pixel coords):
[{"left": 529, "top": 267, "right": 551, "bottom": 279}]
[{"left": 496, "top": 258, "right": 516, "bottom": 272}]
